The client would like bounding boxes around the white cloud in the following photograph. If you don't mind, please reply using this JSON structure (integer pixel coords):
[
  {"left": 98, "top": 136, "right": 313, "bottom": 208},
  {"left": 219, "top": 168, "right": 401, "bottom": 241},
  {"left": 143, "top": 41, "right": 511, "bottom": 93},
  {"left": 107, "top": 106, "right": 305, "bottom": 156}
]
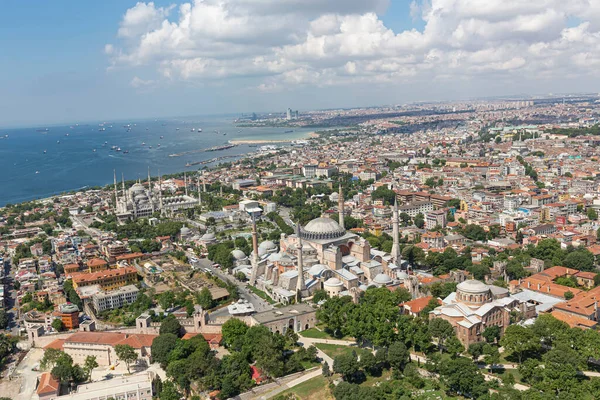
[
  {"left": 107, "top": 0, "right": 600, "bottom": 92},
  {"left": 130, "top": 76, "right": 156, "bottom": 88}
]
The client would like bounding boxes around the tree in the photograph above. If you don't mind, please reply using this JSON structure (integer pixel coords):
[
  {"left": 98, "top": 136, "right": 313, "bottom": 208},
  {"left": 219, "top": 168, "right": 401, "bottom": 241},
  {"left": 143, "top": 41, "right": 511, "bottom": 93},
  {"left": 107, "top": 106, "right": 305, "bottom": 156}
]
[
  {"left": 41, "top": 348, "right": 63, "bottom": 370},
  {"left": 159, "top": 380, "right": 183, "bottom": 400},
  {"left": 387, "top": 342, "right": 410, "bottom": 371},
  {"left": 196, "top": 287, "right": 214, "bottom": 309},
  {"left": 0, "top": 310, "right": 8, "bottom": 330},
  {"left": 312, "top": 289, "right": 328, "bottom": 303},
  {"left": 482, "top": 344, "right": 500, "bottom": 370},
  {"left": 358, "top": 351, "right": 378, "bottom": 376},
  {"left": 414, "top": 214, "right": 425, "bottom": 229},
  {"left": 445, "top": 336, "right": 464, "bottom": 358},
  {"left": 440, "top": 357, "right": 487, "bottom": 398},
  {"left": 564, "top": 249, "right": 595, "bottom": 271},
  {"left": 160, "top": 314, "right": 182, "bottom": 337},
  {"left": 565, "top": 291, "right": 574, "bottom": 300},
  {"left": 221, "top": 318, "right": 249, "bottom": 350},
  {"left": 500, "top": 325, "right": 541, "bottom": 363},
  {"left": 482, "top": 325, "right": 501, "bottom": 344},
  {"left": 322, "top": 361, "right": 331, "bottom": 377},
  {"left": 51, "top": 319, "right": 65, "bottom": 332},
  {"left": 333, "top": 351, "right": 359, "bottom": 382},
  {"left": 587, "top": 207, "right": 598, "bottom": 221},
  {"left": 83, "top": 356, "right": 98, "bottom": 381},
  {"left": 429, "top": 318, "right": 454, "bottom": 352},
  {"left": 115, "top": 344, "right": 138, "bottom": 374},
  {"left": 468, "top": 342, "right": 485, "bottom": 360},
  {"left": 151, "top": 334, "right": 179, "bottom": 368}
]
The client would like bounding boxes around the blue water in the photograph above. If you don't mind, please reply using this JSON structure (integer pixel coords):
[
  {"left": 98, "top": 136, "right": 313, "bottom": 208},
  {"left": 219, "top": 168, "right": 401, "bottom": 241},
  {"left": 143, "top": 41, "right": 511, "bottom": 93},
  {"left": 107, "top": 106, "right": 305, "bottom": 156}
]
[{"left": 0, "top": 116, "right": 312, "bottom": 206}]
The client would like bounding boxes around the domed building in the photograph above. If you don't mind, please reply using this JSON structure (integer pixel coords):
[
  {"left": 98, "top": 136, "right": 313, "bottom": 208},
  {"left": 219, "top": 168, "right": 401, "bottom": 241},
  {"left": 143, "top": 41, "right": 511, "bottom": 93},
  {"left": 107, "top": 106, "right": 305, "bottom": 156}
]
[
  {"left": 115, "top": 170, "right": 199, "bottom": 220},
  {"left": 231, "top": 249, "right": 248, "bottom": 266},
  {"left": 430, "top": 279, "right": 528, "bottom": 347},
  {"left": 323, "top": 277, "right": 344, "bottom": 297}
]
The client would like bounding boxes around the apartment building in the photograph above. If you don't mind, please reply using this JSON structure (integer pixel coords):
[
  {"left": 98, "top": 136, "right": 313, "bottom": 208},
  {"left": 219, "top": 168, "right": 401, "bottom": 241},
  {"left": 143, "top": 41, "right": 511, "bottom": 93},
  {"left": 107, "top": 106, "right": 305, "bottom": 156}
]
[{"left": 92, "top": 285, "right": 139, "bottom": 312}]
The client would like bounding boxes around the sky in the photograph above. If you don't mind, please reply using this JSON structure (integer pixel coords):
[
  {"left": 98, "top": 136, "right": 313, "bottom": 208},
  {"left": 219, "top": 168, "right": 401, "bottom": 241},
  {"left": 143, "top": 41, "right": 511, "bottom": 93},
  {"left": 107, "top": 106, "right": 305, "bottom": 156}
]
[{"left": 1, "top": 0, "right": 600, "bottom": 127}]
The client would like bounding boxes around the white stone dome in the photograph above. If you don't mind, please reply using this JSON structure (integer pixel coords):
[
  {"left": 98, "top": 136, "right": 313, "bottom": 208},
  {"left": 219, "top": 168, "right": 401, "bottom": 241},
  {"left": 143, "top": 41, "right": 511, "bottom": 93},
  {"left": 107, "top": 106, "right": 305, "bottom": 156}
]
[
  {"left": 301, "top": 217, "right": 345, "bottom": 240},
  {"left": 180, "top": 227, "right": 191, "bottom": 236},
  {"left": 397, "top": 271, "right": 409, "bottom": 280},
  {"left": 324, "top": 277, "right": 343, "bottom": 287},
  {"left": 373, "top": 273, "right": 393, "bottom": 285},
  {"left": 457, "top": 279, "right": 489, "bottom": 294},
  {"left": 258, "top": 240, "right": 277, "bottom": 256},
  {"left": 201, "top": 232, "right": 216, "bottom": 241},
  {"left": 231, "top": 249, "right": 247, "bottom": 260},
  {"left": 130, "top": 183, "right": 145, "bottom": 194}
]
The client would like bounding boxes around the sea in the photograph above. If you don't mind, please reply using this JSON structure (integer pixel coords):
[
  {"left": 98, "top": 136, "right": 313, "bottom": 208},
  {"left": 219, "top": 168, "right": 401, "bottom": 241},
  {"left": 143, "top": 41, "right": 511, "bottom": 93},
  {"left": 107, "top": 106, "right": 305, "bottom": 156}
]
[{"left": 0, "top": 115, "right": 314, "bottom": 206}]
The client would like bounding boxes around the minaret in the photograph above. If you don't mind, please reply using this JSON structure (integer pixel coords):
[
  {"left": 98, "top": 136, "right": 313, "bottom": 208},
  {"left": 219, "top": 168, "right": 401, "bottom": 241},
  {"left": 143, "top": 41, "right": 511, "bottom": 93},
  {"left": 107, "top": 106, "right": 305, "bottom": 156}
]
[
  {"left": 197, "top": 178, "right": 202, "bottom": 206},
  {"left": 158, "top": 170, "right": 164, "bottom": 210},
  {"left": 203, "top": 179, "right": 207, "bottom": 192},
  {"left": 295, "top": 223, "right": 306, "bottom": 301},
  {"left": 338, "top": 184, "right": 344, "bottom": 230},
  {"left": 121, "top": 173, "right": 127, "bottom": 201},
  {"left": 390, "top": 198, "right": 401, "bottom": 263},
  {"left": 220, "top": 185, "right": 223, "bottom": 197},
  {"left": 184, "top": 172, "right": 188, "bottom": 196},
  {"left": 113, "top": 170, "right": 118, "bottom": 211},
  {"left": 249, "top": 213, "right": 259, "bottom": 285}
]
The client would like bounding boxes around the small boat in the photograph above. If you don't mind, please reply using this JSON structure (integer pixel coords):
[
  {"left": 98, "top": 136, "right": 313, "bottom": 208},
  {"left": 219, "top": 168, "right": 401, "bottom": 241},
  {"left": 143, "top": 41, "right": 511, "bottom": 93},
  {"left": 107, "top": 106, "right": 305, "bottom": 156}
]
[
  {"left": 141, "top": 142, "right": 146, "bottom": 146},
  {"left": 35, "top": 171, "right": 40, "bottom": 174},
  {"left": 43, "top": 150, "right": 47, "bottom": 154},
  {"left": 176, "top": 128, "right": 180, "bottom": 131},
  {"left": 198, "top": 128, "right": 202, "bottom": 132},
  {"left": 65, "top": 133, "right": 69, "bottom": 136},
  {"left": 93, "top": 149, "right": 96, "bottom": 152},
  {"left": 98, "top": 128, "right": 105, "bottom": 131},
  {"left": 57, "top": 140, "right": 60, "bottom": 144},
  {"left": 123, "top": 150, "right": 129, "bottom": 154},
  {"left": 223, "top": 133, "right": 227, "bottom": 136},
  {"left": 116, "top": 147, "right": 121, "bottom": 152},
  {"left": 160, "top": 136, "right": 164, "bottom": 139},
  {"left": 146, "top": 128, "right": 149, "bottom": 131},
  {"left": 104, "top": 141, "right": 108, "bottom": 144},
  {"left": 157, "top": 144, "right": 161, "bottom": 147},
  {"left": 148, "top": 146, "right": 152, "bottom": 149},
  {"left": 190, "top": 128, "right": 195, "bottom": 132}
]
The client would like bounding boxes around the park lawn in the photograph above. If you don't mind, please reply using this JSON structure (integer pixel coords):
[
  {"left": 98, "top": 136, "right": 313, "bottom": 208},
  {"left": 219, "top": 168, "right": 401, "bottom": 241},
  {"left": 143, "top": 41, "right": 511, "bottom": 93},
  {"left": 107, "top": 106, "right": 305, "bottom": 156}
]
[
  {"left": 315, "top": 343, "right": 368, "bottom": 360},
  {"left": 277, "top": 375, "right": 334, "bottom": 400},
  {"left": 300, "top": 327, "right": 353, "bottom": 341},
  {"left": 248, "top": 285, "right": 275, "bottom": 304},
  {"left": 363, "top": 369, "right": 392, "bottom": 386},
  {"left": 488, "top": 368, "right": 524, "bottom": 383}
]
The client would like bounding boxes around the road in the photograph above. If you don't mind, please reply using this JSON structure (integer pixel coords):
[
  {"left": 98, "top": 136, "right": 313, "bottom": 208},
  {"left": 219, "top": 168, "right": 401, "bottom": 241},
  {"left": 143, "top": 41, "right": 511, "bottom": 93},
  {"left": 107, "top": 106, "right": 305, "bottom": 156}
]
[
  {"left": 187, "top": 256, "right": 273, "bottom": 314},
  {"left": 71, "top": 215, "right": 102, "bottom": 238},
  {"left": 13, "top": 347, "right": 44, "bottom": 400},
  {"left": 3, "top": 258, "right": 21, "bottom": 337}
]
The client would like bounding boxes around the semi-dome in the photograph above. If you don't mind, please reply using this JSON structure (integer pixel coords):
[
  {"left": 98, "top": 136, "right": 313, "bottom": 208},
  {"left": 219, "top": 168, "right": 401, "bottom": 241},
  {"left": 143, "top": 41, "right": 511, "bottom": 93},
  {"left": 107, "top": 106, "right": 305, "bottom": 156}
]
[
  {"left": 231, "top": 249, "right": 247, "bottom": 260},
  {"left": 373, "top": 273, "right": 393, "bottom": 285},
  {"left": 324, "top": 277, "right": 343, "bottom": 287},
  {"left": 180, "top": 227, "right": 191, "bottom": 235},
  {"left": 308, "top": 264, "right": 328, "bottom": 277},
  {"left": 457, "top": 279, "right": 489, "bottom": 294},
  {"left": 301, "top": 217, "right": 345, "bottom": 240}
]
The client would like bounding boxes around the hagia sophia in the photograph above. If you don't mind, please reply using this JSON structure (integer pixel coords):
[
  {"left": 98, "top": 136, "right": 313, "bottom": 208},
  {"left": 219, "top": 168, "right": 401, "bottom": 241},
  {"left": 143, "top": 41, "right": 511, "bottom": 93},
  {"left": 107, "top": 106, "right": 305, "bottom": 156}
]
[{"left": 234, "top": 186, "right": 420, "bottom": 304}]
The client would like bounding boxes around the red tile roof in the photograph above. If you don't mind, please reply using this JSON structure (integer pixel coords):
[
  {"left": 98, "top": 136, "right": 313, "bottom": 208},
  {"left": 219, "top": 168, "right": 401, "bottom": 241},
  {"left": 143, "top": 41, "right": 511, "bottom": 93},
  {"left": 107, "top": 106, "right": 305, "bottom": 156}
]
[{"left": 37, "top": 372, "right": 59, "bottom": 395}]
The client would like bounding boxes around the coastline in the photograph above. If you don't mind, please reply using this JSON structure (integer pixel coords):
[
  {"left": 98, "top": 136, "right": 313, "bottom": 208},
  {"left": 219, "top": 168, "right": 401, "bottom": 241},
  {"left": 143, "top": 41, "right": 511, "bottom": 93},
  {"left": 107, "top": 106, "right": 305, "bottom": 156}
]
[{"left": 229, "top": 131, "right": 318, "bottom": 144}]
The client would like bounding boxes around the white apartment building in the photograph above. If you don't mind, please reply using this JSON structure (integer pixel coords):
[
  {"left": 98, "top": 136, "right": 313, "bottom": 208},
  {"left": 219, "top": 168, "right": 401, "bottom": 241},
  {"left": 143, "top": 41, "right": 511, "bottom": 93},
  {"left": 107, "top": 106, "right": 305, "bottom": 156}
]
[{"left": 92, "top": 285, "right": 139, "bottom": 312}]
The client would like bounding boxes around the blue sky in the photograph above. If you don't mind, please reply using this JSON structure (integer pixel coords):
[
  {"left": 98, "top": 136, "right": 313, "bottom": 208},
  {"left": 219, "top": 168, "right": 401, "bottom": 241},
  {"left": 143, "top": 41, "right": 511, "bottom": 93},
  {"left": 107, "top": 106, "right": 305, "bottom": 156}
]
[{"left": 0, "top": 1, "right": 598, "bottom": 127}]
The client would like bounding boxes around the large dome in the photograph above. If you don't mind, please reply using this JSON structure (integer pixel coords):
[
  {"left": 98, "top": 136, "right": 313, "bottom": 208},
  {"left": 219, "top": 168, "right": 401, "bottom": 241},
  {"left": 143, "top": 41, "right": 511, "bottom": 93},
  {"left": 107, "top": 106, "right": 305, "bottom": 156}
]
[
  {"left": 457, "top": 279, "right": 489, "bottom": 294},
  {"left": 373, "top": 273, "right": 393, "bottom": 285},
  {"left": 231, "top": 249, "right": 247, "bottom": 260},
  {"left": 130, "top": 183, "right": 146, "bottom": 194},
  {"left": 301, "top": 217, "right": 345, "bottom": 240}
]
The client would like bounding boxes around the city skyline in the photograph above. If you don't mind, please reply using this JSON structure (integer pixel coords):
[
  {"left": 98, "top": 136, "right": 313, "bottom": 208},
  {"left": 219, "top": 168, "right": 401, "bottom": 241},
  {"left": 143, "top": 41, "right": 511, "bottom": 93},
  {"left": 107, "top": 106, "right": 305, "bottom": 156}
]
[{"left": 2, "top": 1, "right": 600, "bottom": 126}]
